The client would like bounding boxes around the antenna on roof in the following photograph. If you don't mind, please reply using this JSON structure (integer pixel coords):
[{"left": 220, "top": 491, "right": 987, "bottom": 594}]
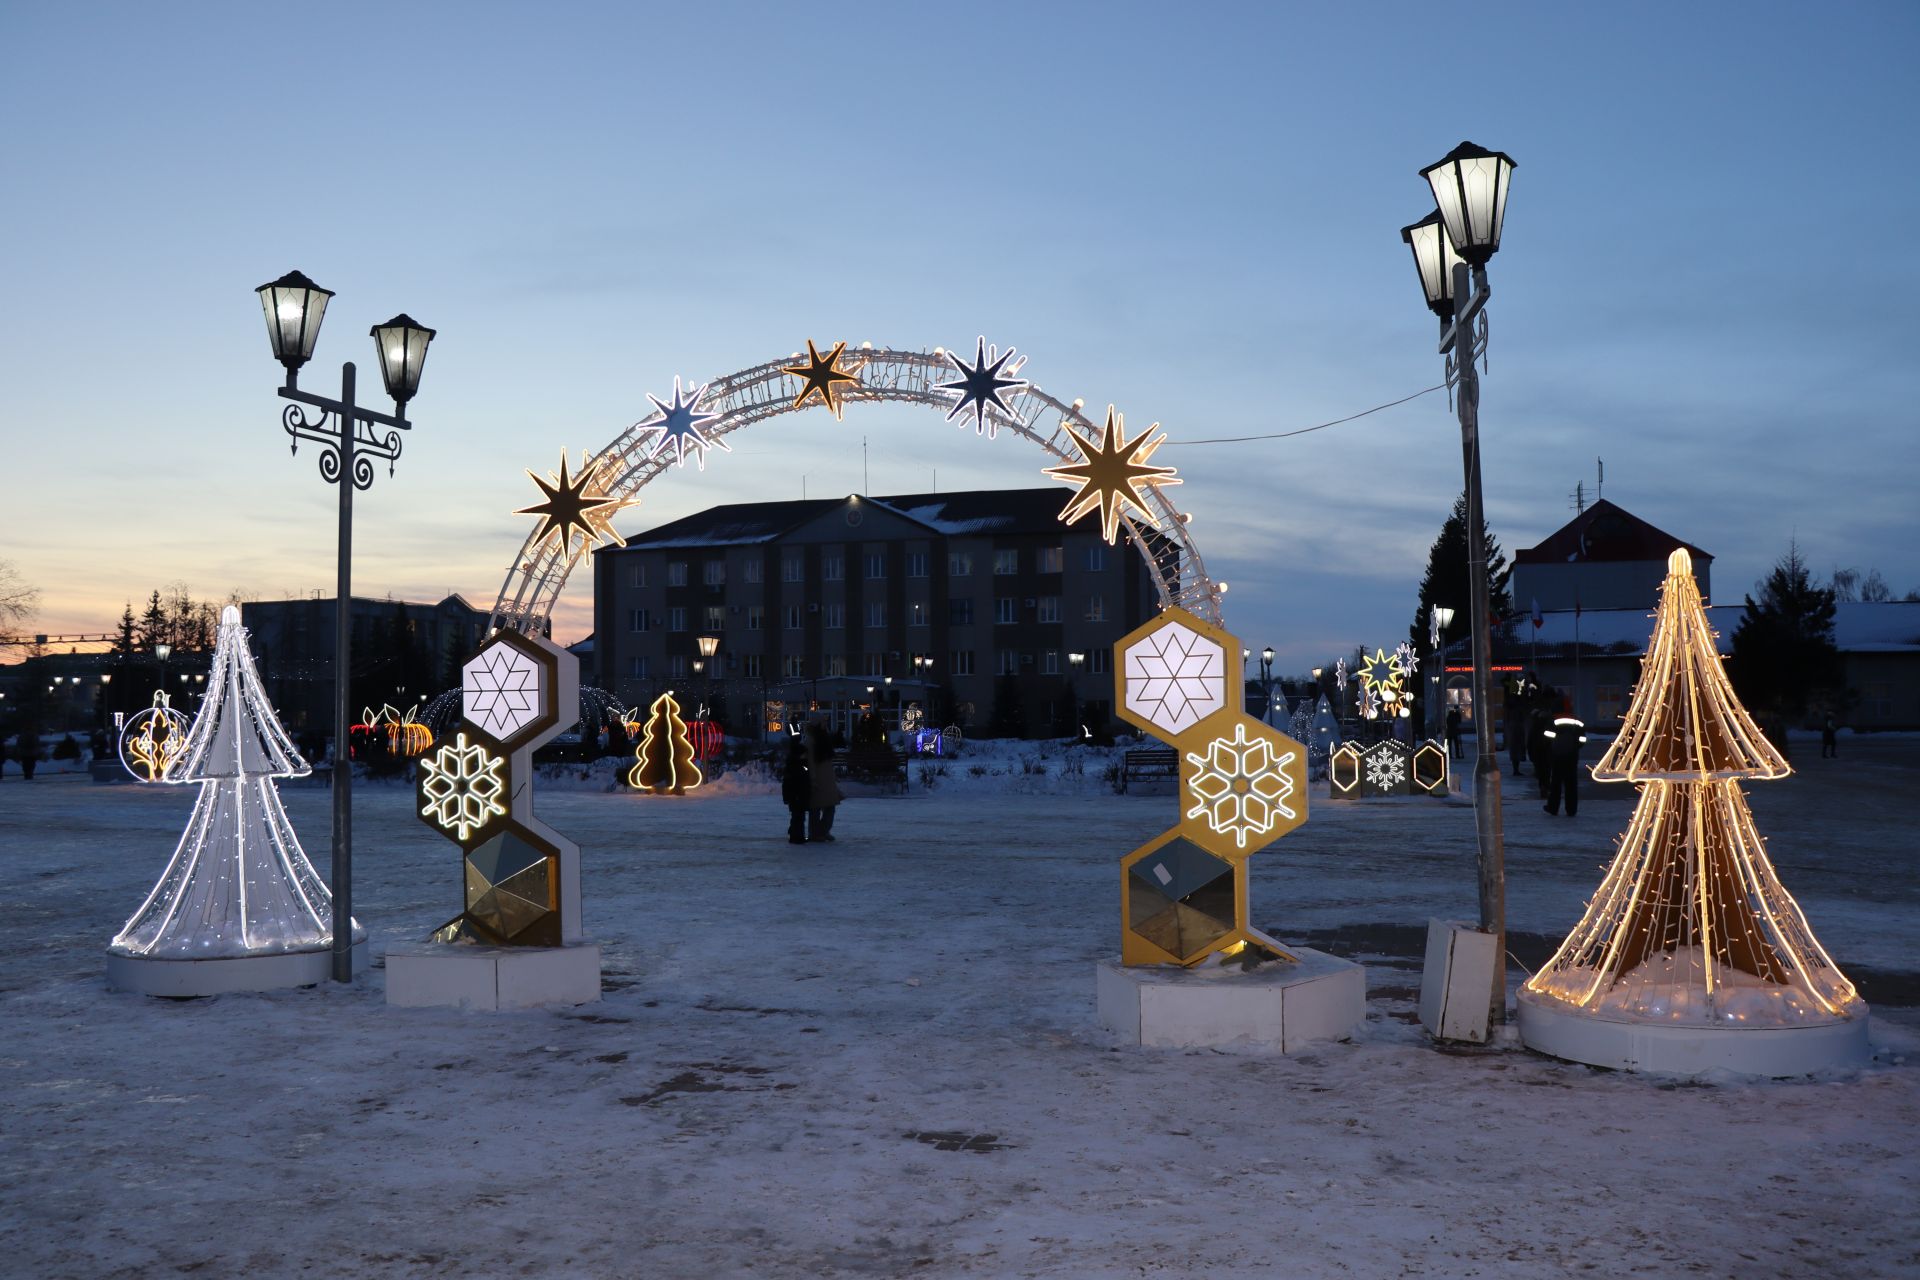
[
  {"left": 1597, "top": 456, "right": 1604, "bottom": 501},
  {"left": 1570, "top": 480, "right": 1586, "bottom": 514}
]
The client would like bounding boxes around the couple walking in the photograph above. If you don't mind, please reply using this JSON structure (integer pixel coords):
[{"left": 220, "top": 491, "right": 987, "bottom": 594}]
[{"left": 782, "top": 723, "right": 842, "bottom": 845}]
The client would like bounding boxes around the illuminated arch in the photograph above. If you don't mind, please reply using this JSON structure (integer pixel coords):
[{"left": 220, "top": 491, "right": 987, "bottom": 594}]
[{"left": 487, "top": 345, "right": 1221, "bottom": 633}]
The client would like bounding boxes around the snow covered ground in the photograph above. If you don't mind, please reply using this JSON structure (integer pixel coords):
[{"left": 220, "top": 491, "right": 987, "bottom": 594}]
[{"left": 2, "top": 737, "right": 1917, "bottom": 1278}]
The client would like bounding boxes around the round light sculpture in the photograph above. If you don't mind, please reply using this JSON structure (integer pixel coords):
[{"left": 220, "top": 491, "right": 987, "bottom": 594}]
[
  {"left": 370, "top": 314, "right": 436, "bottom": 407},
  {"left": 1399, "top": 210, "right": 1465, "bottom": 318},
  {"left": 256, "top": 270, "right": 333, "bottom": 373},
  {"left": 1419, "top": 141, "right": 1516, "bottom": 266}
]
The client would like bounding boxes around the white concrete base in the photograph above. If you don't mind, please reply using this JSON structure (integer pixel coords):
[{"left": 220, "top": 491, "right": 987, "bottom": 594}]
[
  {"left": 1097, "top": 946, "right": 1365, "bottom": 1051},
  {"left": 1419, "top": 918, "right": 1499, "bottom": 1043},
  {"left": 1516, "top": 987, "right": 1871, "bottom": 1077},
  {"left": 106, "top": 939, "right": 367, "bottom": 997},
  {"left": 385, "top": 943, "right": 602, "bottom": 1011}
]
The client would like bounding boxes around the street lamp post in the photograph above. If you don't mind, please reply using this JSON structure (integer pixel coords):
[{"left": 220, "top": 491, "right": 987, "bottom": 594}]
[
  {"left": 1429, "top": 605, "right": 1456, "bottom": 743},
  {"left": 1259, "top": 646, "right": 1276, "bottom": 726},
  {"left": 1401, "top": 141, "right": 1516, "bottom": 1024},
  {"left": 256, "top": 270, "right": 435, "bottom": 984},
  {"left": 697, "top": 635, "right": 720, "bottom": 722}
]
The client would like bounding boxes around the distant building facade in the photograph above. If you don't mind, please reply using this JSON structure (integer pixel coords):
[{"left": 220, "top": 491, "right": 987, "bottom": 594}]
[
  {"left": 242, "top": 594, "right": 488, "bottom": 730},
  {"left": 1510, "top": 499, "right": 1712, "bottom": 614},
  {"left": 590, "top": 489, "right": 1162, "bottom": 738}
]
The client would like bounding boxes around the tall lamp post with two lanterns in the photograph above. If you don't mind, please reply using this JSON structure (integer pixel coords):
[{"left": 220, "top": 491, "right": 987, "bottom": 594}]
[
  {"left": 1399, "top": 141, "right": 1516, "bottom": 1023},
  {"left": 255, "top": 271, "right": 435, "bottom": 983}
]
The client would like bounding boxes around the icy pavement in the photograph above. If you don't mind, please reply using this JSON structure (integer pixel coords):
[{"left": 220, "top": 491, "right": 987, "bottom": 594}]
[{"left": 1, "top": 739, "right": 1917, "bottom": 1278}]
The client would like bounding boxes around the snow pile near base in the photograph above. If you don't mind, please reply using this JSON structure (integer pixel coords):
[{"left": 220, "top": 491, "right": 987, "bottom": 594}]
[{"left": 1534, "top": 947, "right": 1862, "bottom": 1025}]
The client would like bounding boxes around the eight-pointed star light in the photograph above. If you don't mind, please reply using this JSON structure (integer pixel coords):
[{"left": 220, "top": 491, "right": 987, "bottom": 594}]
[
  {"left": 639, "top": 376, "right": 728, "bottom": 470},
  {"left": 936, "top": 336, "right": 1027, "bottom": 436},
  {"left": 1044, "top": 405, "right": 1181, "bottom": 544}
]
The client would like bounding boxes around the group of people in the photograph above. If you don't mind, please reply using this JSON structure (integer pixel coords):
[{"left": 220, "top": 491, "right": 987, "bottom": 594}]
[
  {"left": 780, "top": 722, "right": 843, "bottom": 845},
  {"left": 1504, "top": 676, "right": 1587, "bottom": 818}
]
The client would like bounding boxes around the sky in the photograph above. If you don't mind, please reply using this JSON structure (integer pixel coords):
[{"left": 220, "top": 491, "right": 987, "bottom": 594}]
[{"left": 2, "top": 1, "right": 1916, "bottom": 673}]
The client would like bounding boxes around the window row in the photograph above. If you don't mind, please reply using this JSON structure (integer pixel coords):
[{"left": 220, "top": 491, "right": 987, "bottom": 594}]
[
  {"left": 626, "top": 544, "right": 1107, "bottom": 591},
  {"left": 628, "top": 596, "right": 1105, "bottom": 633}
]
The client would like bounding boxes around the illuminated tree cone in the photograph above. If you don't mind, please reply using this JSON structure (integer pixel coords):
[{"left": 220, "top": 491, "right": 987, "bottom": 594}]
[
  {"left": 111, "top": 607, "right": 358, "bottom": 964},
  {"left": 1523, "top": 552, "right": 1860, "bottom": 1033},
  {"left": 628, "top": 690, "right": 702, "bottom": 795}
]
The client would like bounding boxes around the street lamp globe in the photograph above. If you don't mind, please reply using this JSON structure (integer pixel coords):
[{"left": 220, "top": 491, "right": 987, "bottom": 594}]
[
  {"left": 1400, "top": 210, "right": 1465, "bottom": 318},
  {"left": 1419, "top": 141, "right": 1516, "bottom": 266},
  {"left": 697, "top": 635, "right": 720, "bottom": 659},
  {"left": 369, "top": 314, "right": 436, "bottom": 407},
  {"left": 1433, "top": 605, "right": 1456, "bottom": 632},
  {"left": 154, "top": 643, "right": 172, "bottom": 662},
  {"left": 1261, "top": 646, "right": 1274, "bottom": 665},
  {"left": 256, "top": 270, "right": 333, "bottom": 373}
]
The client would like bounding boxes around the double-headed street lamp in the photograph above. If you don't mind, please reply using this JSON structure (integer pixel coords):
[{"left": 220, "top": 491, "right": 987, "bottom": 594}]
[
  {"left": 1399, "top": 141, "right": 1516, "bottom": 1024},
  {"left": 256, "top": 270, "right": 435, "bottom": 984}
]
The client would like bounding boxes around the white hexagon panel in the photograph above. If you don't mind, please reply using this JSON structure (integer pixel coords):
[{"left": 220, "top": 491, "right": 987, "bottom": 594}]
[
  {"left": 1117, "top": 609, "right": 1237, "bottom": 744},
  {"left": 461, "top": 630, "right": 564, "bottom": 751}
]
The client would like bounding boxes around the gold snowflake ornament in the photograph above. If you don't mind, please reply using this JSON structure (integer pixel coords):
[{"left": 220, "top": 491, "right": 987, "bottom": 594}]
[{"left": 1183, "top": 721, "right": 1303, "bottom": 853}]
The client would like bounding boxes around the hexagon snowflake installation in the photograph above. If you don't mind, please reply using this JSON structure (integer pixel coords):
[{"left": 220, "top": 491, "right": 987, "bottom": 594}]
[
  {"left": 1123, "top": 621, "right": 1225, "bottom": 737},
  {"left": 1184, "top": 722, "right": 1299, "bottom": 851},
  {"left": 1366, "top": 748, "right": 1407, "bottom": 791},
  {"left": 464, "top": 643, "right": 542, "bottom": 739},
  {"left": 419, "top": 733, "right": 508, "bottom": 841}
]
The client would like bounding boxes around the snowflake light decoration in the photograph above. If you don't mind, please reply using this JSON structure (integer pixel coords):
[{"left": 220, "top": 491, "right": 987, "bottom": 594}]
[
  {"left": 419, "top": 733, "right": 509, "bottom": 842},
  {"left": 464, "top": 642, "right": 543, "bottom": 740},
  {"left": 936, "top": 336, "right": 1027, "bottom": 435},
  {"left": 637, "top": 376, "right": 728, "bottom": 470},
  {"left": 1123, "top": 619, "right": 1226, "bottom": 737},
  {"left": 1395, "top": 641, "right": 1419, "bottom": 676},
  {"left": 1365, "top": 748, "right": 1407, "bottom": 791},
  {"left": 1184, "top": 722, "right": 1300, "bottom": 852},
  {"left": 1335, "top": 658, "right": 1347, "bottom": 692}
]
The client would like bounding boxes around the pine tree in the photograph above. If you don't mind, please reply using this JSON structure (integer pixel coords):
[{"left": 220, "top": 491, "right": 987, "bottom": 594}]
[
  {"left": 628, "top": 690, "right": 702, "bottom": 794},
  {"left": 114, "top": 602, "right": 138, "bottom": 657},
  {"left": 1408, "top": 492, "right": 1513, "bottom": 670},
  {"left": 1524, "top": 551, "right": 1858, "bottom": 1026},
  {"left": 137, "top": 590, "right": 166, "bottom": 652},
  {"left": 111, "top": 607, "right": 351, "bottom": 960},
  {"left": 1728, "top": 541, "right": 1842, "bottom": 735}
]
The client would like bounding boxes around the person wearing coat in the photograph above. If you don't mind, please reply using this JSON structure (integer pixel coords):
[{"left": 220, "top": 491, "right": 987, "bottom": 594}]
[
  {"left": 805, "top": 722, "right": 842, "bottom": 842},
  {"left": 1527, "top": 701, "right": 1555, "bottom": 799},
  {"left": 1444, "top": 705, "right": 1463, "bottom": 760},
  {"left": 781, "top": 735, "right": 811, "bottom": 844},
  {"left": 1542, "top": 712, "right": 1589, "bottom": 817}
]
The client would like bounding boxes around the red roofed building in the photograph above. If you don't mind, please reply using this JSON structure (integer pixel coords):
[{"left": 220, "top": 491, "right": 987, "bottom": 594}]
[{"left": 1510, "top": 499, "right": 1713, "bottom": 614}]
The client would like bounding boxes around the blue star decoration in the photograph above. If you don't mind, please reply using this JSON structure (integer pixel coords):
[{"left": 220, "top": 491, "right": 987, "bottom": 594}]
[
  {"left": 639, "top": 376, "right": 728, "bottom": 470},
  {"left": 937, "top": 336, "right": 1027, "bottom": 436}
]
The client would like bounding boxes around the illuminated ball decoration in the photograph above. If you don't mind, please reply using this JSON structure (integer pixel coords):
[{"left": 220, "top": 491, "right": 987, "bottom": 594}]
[{"left": 118, "top": 690, "right": 191, "bottom": 783}]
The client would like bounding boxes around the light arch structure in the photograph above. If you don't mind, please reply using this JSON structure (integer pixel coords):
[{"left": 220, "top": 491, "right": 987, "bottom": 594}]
[{"left": 488, "top": 345, "right": 1221, "bottom": 634}]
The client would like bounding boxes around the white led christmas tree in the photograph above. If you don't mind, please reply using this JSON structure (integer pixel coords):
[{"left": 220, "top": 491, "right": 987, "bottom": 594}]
[
  {"left": 109, "top": 607, "right": 358, "bottom": 990},
  {"left": 1518, "top": 551, "right": 1865, "bottom": 1073}
]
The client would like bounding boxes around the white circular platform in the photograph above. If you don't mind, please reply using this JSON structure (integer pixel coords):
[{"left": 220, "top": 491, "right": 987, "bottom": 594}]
[
  {"left": 1516, "top": 987, "right": 1870, "bottom": 1077},
  {"left": 106, "top": 939, "right": 367, "bottom": 997}
]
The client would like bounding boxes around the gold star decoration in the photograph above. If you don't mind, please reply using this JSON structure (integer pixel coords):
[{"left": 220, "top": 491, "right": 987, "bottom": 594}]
[
  {"left": 781, "top": 339, "right": 864, "bottom": 419},
  {"left": 1043, "top": 405, "right": 1181, "bottom": 544},
  {"left": 515, "top": 450, "right": 638, "bottom": 557}
]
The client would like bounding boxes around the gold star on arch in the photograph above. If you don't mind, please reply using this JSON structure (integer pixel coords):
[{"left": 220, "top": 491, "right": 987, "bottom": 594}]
[
  {"left": 781, "top": 339, "right": 864, "bottom": 419},
  {"left": 1043, "top": 405, "right": 1181, "bottom": 544},
  {"left": 516, "top": 450, "right": 638, "bottom": 557}
]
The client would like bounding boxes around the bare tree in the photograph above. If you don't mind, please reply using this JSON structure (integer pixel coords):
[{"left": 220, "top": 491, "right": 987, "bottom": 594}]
[{"left": 0, "top": 560, "right": 40, "bottom": 637}]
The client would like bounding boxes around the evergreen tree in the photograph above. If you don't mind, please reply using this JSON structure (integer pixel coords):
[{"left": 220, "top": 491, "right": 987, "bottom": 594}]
[
  {"left": 1728, "top": 540, "right": 1842, "bottom": 733},
  {"left": 990, "top": 674, "right": 1028, "bottom": 739},
  {"left": 1408, "top": 492, "right": 1513, "bottom": 672},
  {"left": 138, "top": 590, "right": 166, "bottom": 651},
  {"left": 629, "top": 691, "right": 701, "bottom": 794},
  {"left": 114, "top": 602, "right": 138, "bottom": 657}
]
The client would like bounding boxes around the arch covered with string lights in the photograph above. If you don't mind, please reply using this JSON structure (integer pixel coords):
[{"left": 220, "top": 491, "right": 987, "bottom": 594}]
[{"left": 487, "top": 343, "right": 1222, "bottom": 634}]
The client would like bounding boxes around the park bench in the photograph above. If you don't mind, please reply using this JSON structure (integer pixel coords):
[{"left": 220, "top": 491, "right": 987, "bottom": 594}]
[{"left": 1121, "top": 746, "right": 1178, "bottom": 794}]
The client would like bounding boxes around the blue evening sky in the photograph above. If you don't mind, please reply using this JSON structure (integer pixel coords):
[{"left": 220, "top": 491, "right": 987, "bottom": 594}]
[{"left": 2, "top": 2, "right": 1915, "bottom": 670}]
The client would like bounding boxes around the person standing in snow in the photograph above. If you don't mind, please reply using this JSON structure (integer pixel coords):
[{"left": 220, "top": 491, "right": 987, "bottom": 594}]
[
  {"left": 1504, "top": 678, "right": 1531, "bottom": 777},
  {"left": 1445, "top": 705, "right": 1463, "bottom": 760},
  {"left": 1542, "top": 711, "right": 1588, "bottom": 816},
  {"left": 805, "top": 721, "right": 842, "bottom": 843},
  {"left": 1821, "top": 713, "right": 1838, "bottom": 759},
  {"left": 781, "top": 735, "right": 811, "bottom": 844},
  {"left": 16, "top": 727, "right": 38, "bottom": 781},
  {"left": 1527, "top": 696, "right": 1555, "bottom": 799}
]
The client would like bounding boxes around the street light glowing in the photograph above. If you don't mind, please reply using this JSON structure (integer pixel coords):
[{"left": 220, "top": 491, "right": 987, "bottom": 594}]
[{"left": 1420, "top": 141, "right": 1516, "bottom": 266}]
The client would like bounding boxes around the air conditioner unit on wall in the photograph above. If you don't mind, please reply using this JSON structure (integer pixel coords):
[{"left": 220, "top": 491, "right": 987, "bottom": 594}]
[
  {"left": 808, "top": 603, "right": 820, "bottom": 613},
  {"left": 1025, "top": 598, "right": 1037, "bottom": 608}
]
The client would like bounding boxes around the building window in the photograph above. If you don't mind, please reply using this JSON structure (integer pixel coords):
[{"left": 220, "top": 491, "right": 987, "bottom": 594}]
[
  {"left": 744, "top": 559, "right": 762, "bottom": 584},
  {"left": 823, "top": 551, "right": 844, "bottom": 582},
  {"left": 1039, "top": 546, "right": 1064, "bottom": 574},
  {"left": 669, "top": 607, "right": 687, "bottom": 632},
  {"left": 865, "top": 601, "right": 886, "bottom": 629},
  {"left": 628, "top": 609, "right": 650, "bottom": 633},
  {"left": 822, "top": 603, "right": 844, "bottom": 629},
  {"left": 743, "top": 654, "right": 762, "bottom": 678},
  {"left": 863, "top": 653, "right": 883, "bottom": 678},
  {"left": 1865, "top": 681, "right": 1893, "bottom": 718},
  {"left": 996, "top": 597, "right": 1017, "bottom": 625},
  {"left": 629, "top": 656, "right": 649, "bottom": 677},
  {"left": 703, "top": 560, "right": 726, "bottom": 587},
  {"left": 949, "top": 598, "right": 974, "bottom": 626},
  {"left": 1037, "top": 596, "right": 1061, "bottom": 623},
  {"left": 949, "top": 552, "right": 973, "bottom": 576},
  {"left": 671, "top": 656, "right": 689, "bottom": 679},
  {"left": 1090, "top": 649, "right": 1110, "bottom": 674},
  {"left": 951, "top": 650, "right": 975, "bottom": 676},
  {"left": 1085, "top": 594, "right": 1105, "bottom": 622},
  {"left": 865, "top": 552, "right": 886, "bottom": 579},
  {"left": 994, "top": 548, "right": 1018, "bottom": 575},
  {"left": 668, "top": 561, "right": 688, "bottom": 587},
  {"left": 703, "top": 605, "right": 725, "bottom": 631},
  {"left": 1084, "top": 544, "right": 1106, "bottom": 571},
  {"left": 630, "top": 564, "right": 647, "bottom": 588},
  {"left": 783, "top": 554, "right": 804, "bottom": 583},
  {"left": 783, "top": 654, "right": 805, "bottom": 678},
  {"left": 825, "top": 654, "right": 847, "bottom": 677},
  {"left": 1043, "top": 650, "right": 1060, "bottom": 675},
  {"left": 997, "top": 650, "right": 1021, "bottom": 675},
  {"left": 906, "top": 552, "right": 928, "bottom": 578},
  {"left": 782, "top": 605, "right": 802, "bottom": 630},
  {"left": 747, "top": 606, "right": 764, "bottom": 631},
  {"left": 907, "top": 601, "right": 929, "bottom": 626}
]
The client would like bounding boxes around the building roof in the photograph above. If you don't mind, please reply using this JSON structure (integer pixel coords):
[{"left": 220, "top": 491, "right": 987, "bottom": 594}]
[
  {"left": 1466, "top": 600, "right": 1920, "bottom": 661},
  {"left": 614, "top": 487, "right": 1077, "bottom": 550},
  {"left": 1512, "top": 499, "right": 1711, "bottom": 566}
]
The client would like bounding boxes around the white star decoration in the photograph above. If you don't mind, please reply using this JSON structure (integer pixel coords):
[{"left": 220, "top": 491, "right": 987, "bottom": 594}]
[
  {"left": 463, "top": 643, "right": 543, "bottom": 739},
  {"left": 1184, "top": 723, "right": 1299, "bottom": 851},
  {"left": 638, "top": 376, "right": 728, "bottom": 470},
  {"left": 1123, "top": 621, "right": 1226, "bottom": 737}
]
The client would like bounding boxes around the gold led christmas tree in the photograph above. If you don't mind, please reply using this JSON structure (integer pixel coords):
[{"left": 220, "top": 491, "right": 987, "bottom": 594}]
[
  {"left": 628, "top": 691, "right": 703, "bottom": 795},
  {"left": 1523, "top": 550, "right": 1860, "bottom": 1028}
]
